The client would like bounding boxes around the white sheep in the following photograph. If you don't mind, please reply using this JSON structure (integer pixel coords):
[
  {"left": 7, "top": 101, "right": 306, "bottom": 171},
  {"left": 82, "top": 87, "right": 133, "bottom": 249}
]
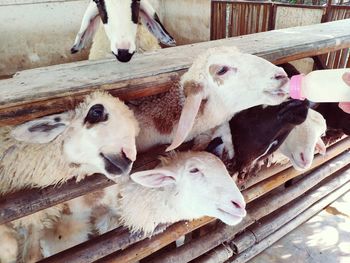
[
  {"left": 276, "top": 109, "right": 327, "bottom": 171},
  {"left": 40, "top": 151, "right": 246, "bottom": 257},
  {"left": 131, "top": 46, "right": 290, "bottom": 152},
  {"left": 0, "top": 91, "right": 139, "bottom": 263},
  {"left": 72, "top": 0, "right": 175, "bottom": 62}
]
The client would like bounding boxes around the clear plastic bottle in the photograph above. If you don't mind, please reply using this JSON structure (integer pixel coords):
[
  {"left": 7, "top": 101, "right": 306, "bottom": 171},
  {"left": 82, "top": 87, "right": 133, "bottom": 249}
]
[{"left": 290, "top": 68, "right": 350, "bottom": 102}]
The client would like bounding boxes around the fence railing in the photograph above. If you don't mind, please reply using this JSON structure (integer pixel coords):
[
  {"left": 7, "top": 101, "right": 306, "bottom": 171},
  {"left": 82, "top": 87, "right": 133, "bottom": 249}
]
[{"left": 211, "top": 0, "right": 350, "bottom": 69}]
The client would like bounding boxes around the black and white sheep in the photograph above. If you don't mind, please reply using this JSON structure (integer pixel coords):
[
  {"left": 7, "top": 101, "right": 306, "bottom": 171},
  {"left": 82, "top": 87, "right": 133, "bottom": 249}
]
[
  {"left": 72, "top": 0, "right": 175, "bottom": 62},
  {"left": 206, "top": 99, "right": 310, "bottom": 181}
]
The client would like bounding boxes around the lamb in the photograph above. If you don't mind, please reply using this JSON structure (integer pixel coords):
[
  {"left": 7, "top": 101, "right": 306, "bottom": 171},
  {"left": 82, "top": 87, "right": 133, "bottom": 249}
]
[
  {"left": 72, "top": 0, "right": 175, "bottom": 62},
  {"left": 205, "top": 99, "right": 310, "bottom": 181},
  {"left": 131, "top": 46, "right": 291, "bottom": 153},
  {"left": 40, "top": 151, "right": 246, "bottom": 257},
  {"left": 276, "top": 109, "right": 327, "bottom": 171},
  {"left": 0, "top": 91, "right": 139, "bottom": 263}
]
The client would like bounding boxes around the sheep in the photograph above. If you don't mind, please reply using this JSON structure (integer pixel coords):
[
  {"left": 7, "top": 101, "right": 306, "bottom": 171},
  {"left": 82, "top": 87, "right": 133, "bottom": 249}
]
[
  {"left": 72, "top": 0, "right": 175, "bottom": 62},
  {"left": 131, "top": 46, "right": 291, "bottom": 153},
  {"left": 276, "top": 109, "right": 327, "bottom": 171},
  {"left": 205, "top": 99, "right": 310, "bottom": 182},
  {"left": 40, "top": 151, "right": 246, "bottom": 257},
  {"left": 1, "top": 91, "right": 139, "bottom": 193},
  {"left": 0, "top": 91, "right": 139, "bottom": 263}
]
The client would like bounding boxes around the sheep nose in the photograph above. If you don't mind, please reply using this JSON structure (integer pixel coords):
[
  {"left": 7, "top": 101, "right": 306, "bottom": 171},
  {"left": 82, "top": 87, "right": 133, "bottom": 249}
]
[
  {"left": 300, "top": 152, "right": 305, "bottom": 162},
  {"left": 274, "top": 73, "right": 289, "bottom": 89},
  {"left": 274, "top": 73, "right": 288, "bottom": 80},
  {"left": 121, "top": 150, "right": 133, "bottom": 165},
  {"left": 232, "top": 200, "right": 246, "bottom": 209},
  {"left": 114, "top": 49, "right": 135, "bottom": 63},
  {"left": 100, "top": 152, "right": 133, "bottom": 176}
]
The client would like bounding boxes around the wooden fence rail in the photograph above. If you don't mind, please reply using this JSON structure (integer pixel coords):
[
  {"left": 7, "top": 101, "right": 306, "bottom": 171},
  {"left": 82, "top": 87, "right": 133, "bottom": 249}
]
[
  {"left": 1, "top": 20, "right": 350, "bottom": 262},
  {"left": 211, "top": 0, "right": 350, "bottom": 70},
  {"left": 1, "top": 19, "right": 350, "bottom": 126}
]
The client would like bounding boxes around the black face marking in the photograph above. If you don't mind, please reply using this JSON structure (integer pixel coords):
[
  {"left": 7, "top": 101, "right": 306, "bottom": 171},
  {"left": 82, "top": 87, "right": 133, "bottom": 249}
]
[
  {"left": 131, "top": 0, "right": 141, "bottom": 24},
  {"left": 94, "top": 0, "right": 108, "bottom": 24},
  {"left": 28, "top": 123, "right": 65, "bottom": 133},
  {"left": 100, "top": 153, "right": 132, "bottom": 175},
  {"left": 84, "top": 104, "right": 109, "bottom": 126},
  {"left": 153, "top": 13, "right": 172, "bottom": 36},
  {"left": 54, "top": 117, "right": 61, "bottom": 122}
]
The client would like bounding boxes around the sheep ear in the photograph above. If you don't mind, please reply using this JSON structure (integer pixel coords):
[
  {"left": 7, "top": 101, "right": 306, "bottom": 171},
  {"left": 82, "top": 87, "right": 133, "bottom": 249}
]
[
  {"left": 71, "top": 1, "right": 100, "bottom": 54},
  {"left": 139, "top": 0, "right": 176, "bottom": 46},
  {"left": 11, "top": 112, "right": 72, "bottom": 144},
  {"left": 131, "top": 169, "right": 177, "bottom": 188},
  {"left": 166, "top": 82, "right": 204, "bottom": 151},
  {"left": 316, "top": 138, "right": 326, "bottom": 156}
]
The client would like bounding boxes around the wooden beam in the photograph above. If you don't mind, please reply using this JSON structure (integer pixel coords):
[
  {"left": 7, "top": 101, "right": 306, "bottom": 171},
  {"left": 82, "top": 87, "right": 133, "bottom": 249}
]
[{"left": 1, "top": 19, "right": 350, "bottom": 126}]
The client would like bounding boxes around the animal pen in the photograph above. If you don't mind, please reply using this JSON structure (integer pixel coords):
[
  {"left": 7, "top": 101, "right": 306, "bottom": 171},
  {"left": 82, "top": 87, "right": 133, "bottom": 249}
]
[{"left": 1, "top": 1, "right": 350, "bottom": 263}]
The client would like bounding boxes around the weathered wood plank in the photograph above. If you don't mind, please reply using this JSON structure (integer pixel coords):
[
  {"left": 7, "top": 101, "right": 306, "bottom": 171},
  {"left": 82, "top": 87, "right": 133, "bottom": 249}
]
[{"left": 1, "top": 19, "right": 350, "bottom": 126}]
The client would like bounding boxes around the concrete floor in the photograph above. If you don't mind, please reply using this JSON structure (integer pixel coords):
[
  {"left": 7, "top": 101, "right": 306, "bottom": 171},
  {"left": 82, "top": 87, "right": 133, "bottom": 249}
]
[{"left": 250, "top": 191, "right": 350, "bottom": 263}]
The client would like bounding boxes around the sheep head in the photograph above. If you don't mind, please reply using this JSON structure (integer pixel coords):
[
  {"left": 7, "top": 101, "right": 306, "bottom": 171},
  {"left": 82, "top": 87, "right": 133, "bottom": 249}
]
[
  {"left": 130, "top": 151, "right": 246, "bottom": 226},
  {"left": 71, "top": 0, "right": 175, "bottom": 62},
  {"left": 167, "top": 46, "right": 290, "bottom": 151},
  {"left": 279, "top": 109, "right": 327, "bottom": 171},
  {"left": 11, "top": 91, "right": 139, "bottom": 181}
]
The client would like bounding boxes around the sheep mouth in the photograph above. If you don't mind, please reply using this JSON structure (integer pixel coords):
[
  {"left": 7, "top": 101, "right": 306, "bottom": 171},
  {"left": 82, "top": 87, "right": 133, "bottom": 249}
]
[
  {"left": 290, "top": 153, "right": 308, "bottom": 170},
  {"left": 264, "top": 89, "right": 288, "bottom": 98},
  {"left": 100, "top": 153, "right": 132, "bottom": 178},
  {"left": 217, "top": 207, "right": 246, "bottom": 219}
]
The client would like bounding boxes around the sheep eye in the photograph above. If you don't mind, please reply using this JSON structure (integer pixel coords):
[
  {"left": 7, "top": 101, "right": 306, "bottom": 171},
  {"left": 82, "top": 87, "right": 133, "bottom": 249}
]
[
  {"left": 190, "top": 168, "right": 200, "bottom": 173},
  {"left": 217, "top": 66, "right": 229, "bottom": 76},
  {"left": 84, "top": 104, "right": 108, "bottom": 125}
]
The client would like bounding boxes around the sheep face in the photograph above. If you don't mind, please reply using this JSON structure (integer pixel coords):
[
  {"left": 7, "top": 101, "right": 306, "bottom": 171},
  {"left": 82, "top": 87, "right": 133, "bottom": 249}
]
[
  {"left": 131, "top": 152, "right": 246, "bottom": 226},
  {"left": 71, "top": 0, "right": 175, "bottom": 62},
  {"left": 279, "top": 109, "right": 327, "bottom": 170},
  {"left": 12, "top": 92, "right": 139, "bottom": 181},
  {"left": 167, "top": 46, "right": 289, "bottom": 151}
]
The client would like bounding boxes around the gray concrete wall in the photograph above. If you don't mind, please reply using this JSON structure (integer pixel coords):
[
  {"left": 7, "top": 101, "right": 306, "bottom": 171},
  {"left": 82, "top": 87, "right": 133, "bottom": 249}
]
[
  {"left": 275, "top": 6, "right": 324, "bottom": 73},
  {"left": 0, "top": 0, "right": 89, "bottom": 77},
  {"left": 158, "top": 0, "right": 211, "bottom": 45}
]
